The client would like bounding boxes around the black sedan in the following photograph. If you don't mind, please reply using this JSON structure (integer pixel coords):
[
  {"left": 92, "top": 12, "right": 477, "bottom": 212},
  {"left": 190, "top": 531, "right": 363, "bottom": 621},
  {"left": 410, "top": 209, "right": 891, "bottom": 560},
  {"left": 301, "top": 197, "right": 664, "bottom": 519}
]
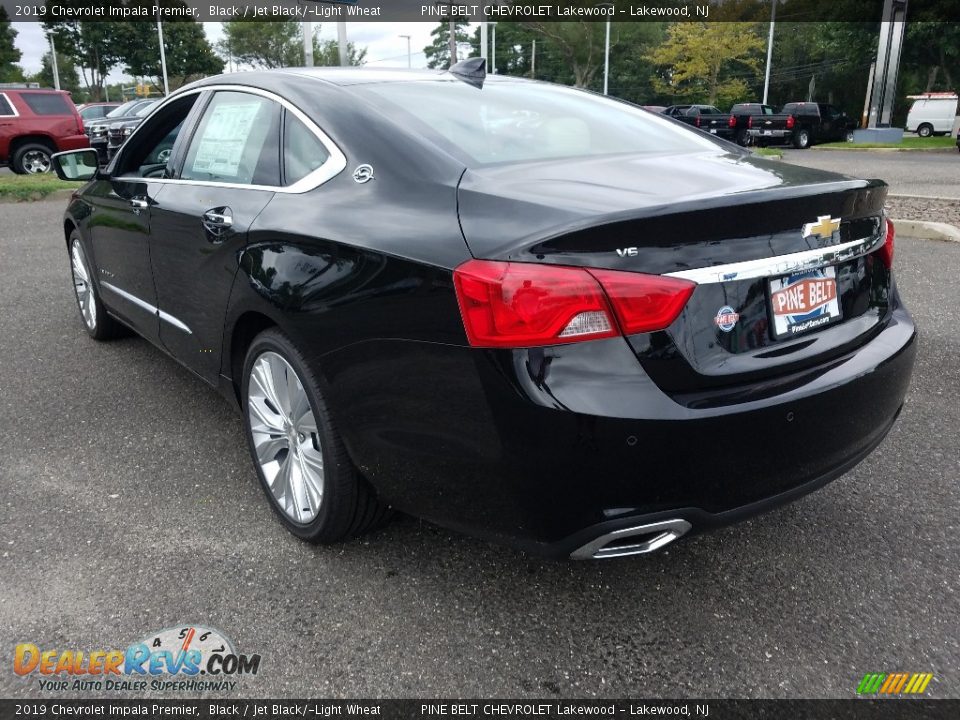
[{"left": 51, "top": 63, "right": 915, "bottom": 559}]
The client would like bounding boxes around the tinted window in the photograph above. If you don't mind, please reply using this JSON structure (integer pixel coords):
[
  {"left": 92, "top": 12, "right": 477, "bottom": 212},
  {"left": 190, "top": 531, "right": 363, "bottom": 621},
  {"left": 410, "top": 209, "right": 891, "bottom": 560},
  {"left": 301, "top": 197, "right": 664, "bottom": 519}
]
[
  {"left": 358, "top": 81, "right": 718, "bottom": 166},
  {"left": 284, "top": 112, "right": 330, "bottom": 185},
  {"left": 135, "top": 102, "right": 158, "bottom": 117},
  {"left": 0, "top": 95, "right": 13, "bottom": 116},
  {"left": 181, "top": 91, "right": 281, "bottom": 186},
  {"left": 20, "top": 93, "right": 72, "bottom": 115},
  {"left": 80, "top": 106, "right": 107, "bottom": 120},
  {"left": 107, "top": 101, "right": 142, "bottom": 118}
]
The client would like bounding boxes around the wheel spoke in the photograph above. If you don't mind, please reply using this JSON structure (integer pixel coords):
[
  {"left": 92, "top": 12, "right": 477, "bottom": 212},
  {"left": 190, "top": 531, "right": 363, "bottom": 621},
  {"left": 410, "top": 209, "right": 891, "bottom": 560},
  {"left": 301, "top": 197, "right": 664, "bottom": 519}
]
[
  {"left": 248, "top": 395, "right": 285, "bottom": 435},
  {"left": 252, "top": 432, "right": 287, "bottom": 464},
  {"left": 266, "top": 354, "right": 293, "bottom": 416},
  {"left": 250, "top": 361, "right": 287, "bottom": 420}
]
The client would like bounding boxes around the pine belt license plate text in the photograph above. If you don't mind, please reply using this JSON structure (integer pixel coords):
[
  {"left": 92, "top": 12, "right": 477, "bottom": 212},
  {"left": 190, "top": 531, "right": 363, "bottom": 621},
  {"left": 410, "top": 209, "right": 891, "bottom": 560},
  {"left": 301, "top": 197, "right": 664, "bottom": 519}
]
[{"left": 768, "top": 266, "right": 842, "bottom": 339}]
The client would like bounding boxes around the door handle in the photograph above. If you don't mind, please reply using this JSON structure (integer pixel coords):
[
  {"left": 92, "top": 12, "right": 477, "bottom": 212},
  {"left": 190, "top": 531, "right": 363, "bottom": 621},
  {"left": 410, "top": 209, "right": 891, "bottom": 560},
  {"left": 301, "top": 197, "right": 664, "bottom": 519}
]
[
  {"left": 201, "top": 207, "right": 233, "bottom": 241},
  {"left": 130, "top": 197, "right": 149, "bottom": 215}
]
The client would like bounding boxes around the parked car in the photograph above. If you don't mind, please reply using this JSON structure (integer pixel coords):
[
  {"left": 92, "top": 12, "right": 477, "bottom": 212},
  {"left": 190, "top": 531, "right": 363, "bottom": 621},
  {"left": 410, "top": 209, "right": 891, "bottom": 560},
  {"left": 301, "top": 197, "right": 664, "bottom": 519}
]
[
  {"left": 641, "top": 105, "right": 666, "bottom": 113},
  {"left": 106, "top": 101, "right": 161, "bottom": 159},
  {"left": 85, "top": 98, "right": 158, "bottom": 163},
  {"left": 905, "top": 93, "right": 958, "bottom": 137},
  {"left": 727, "top": 103, "right": 778, "bottom": 146},
  {"left": 749, "top": 102, "right": 857, "bottom": 149},
  {"left": 664, "top": 104, "right": 733, "bottom": 139},
  {"left": 0, "top": 87, "right": 88, "bottom": 174},
  {"left": 51, "top": 64, "right": 914, "bottom": 559},
  {"left": 76, "top": 102, "right": 121, "bottom": 123}
]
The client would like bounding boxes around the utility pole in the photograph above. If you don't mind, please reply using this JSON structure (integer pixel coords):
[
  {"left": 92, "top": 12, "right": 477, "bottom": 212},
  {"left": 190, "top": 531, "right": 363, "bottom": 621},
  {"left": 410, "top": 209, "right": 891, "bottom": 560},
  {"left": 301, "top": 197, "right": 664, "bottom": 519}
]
[
  {"left": 603, "top": 16, "right": 610, "bottom": 94},
  {"left": 156, "top": 14, "right": 169, "bottom": 95},
  {"left": 448, "top": 20, "right": 457, "bottom": 67},
  {"left": 531, "top": 39, "right": 536, "bottom": 79},
  {"left": 338, "top": 21, "right": 348, "bottom": 67},
  {"left": 480, "top": 21, "right": 488, "bottom": 60},
  {"left": 399, "top": 34, "right": 411, "bottom": 68},
  {"left": 762, "top": 0, "right": 776, "bottom": 105},
  {"left": 491, "top": 23, "right": 497, "bottom": 73},
  {"left": 49, "top": 34, "right": 60, "bottom": 90},
  {"left": 303, "top": 22, "right": 313, "bottom": 66}
]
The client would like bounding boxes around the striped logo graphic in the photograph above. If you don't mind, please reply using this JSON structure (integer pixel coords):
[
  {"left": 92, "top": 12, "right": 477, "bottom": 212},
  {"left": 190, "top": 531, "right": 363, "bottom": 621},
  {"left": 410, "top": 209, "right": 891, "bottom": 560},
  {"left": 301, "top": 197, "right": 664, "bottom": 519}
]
[{"left": 857, "top": 673, "right": 934, "bottom": 695}]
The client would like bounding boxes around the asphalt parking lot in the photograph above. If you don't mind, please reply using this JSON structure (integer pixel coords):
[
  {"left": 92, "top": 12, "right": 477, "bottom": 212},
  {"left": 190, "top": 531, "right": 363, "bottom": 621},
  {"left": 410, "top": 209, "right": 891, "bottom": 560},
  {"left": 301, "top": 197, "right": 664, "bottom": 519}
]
[{"left": 0, "top": 199, "right": 957, "bottom": 699}]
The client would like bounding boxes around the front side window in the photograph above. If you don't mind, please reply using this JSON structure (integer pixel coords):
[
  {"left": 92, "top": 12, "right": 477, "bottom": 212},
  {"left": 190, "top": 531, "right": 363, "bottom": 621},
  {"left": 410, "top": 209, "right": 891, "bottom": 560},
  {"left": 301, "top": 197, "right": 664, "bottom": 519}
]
[
  {"left": 181, "top": 91, "right": 280, "bottom": 186},
  {"left": 115, "top": 94, "right": 198, "bottom": 178},
  {"left": 284, "top": 112, "right": 330, "bottom": 185},
  {"left": 20, "top": 92, "right": 71, "bottom": 115},
  {"left": 358, "top": 81, "right": 718, "bottom": 166}
]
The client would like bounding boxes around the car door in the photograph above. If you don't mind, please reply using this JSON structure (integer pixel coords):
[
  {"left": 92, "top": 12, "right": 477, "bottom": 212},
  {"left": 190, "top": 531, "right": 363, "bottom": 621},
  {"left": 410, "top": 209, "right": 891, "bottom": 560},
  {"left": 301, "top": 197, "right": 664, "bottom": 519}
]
[
  {"left": 148, "top": 89, "right": 281, "bottom": 384},
  {"left": 84, "top": 93, "right": 202, "bottom": 342}
]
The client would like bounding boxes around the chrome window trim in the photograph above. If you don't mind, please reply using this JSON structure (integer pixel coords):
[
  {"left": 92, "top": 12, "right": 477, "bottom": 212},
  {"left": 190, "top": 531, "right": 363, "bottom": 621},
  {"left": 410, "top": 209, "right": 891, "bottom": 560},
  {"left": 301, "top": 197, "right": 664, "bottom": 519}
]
[
  {"left": 100, "top": 281, "right": 192, "bottom": 334},
  {"left": 113, "top": 84, "right": 346, "bottom": 194},
  {"left": 664, "top": 231, "right": 885, "bottom": 285},
  {"left": 0, "top": 92, "right": 20, "bottom": 117}
]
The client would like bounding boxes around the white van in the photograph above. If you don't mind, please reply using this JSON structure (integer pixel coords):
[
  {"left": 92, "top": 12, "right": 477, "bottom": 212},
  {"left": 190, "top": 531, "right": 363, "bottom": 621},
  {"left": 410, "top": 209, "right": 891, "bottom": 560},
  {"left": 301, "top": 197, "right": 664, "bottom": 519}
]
[{"left": 905, "top": 93, "right": 958, "bottom": 137}]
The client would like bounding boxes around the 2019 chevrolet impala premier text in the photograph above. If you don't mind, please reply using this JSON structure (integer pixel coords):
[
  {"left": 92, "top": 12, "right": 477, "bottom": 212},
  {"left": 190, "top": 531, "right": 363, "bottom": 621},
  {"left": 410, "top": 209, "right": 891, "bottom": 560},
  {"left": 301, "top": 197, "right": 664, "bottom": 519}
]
[{"left": 52, "top": 61, "right": 915, "bottom": 560}]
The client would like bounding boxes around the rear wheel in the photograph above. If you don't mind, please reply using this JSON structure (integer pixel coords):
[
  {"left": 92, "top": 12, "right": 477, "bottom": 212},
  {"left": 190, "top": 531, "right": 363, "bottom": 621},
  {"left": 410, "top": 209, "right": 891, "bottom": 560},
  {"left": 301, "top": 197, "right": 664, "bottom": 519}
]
[
  {"left": 241, "top": 329, "right": 390, "bottom": 543},
  {"left": 793, "top": 129, "right": 811, "bottom": 149},
  {"left": 12, "top": 143, "right": 53, "bottom": 174},
  {"left": 917, "top": 123, "right": 933, "bottom": 138},
  {"left": 845, "top": 130, "right": 855, "bottom": 143},
  {"left": 69, "top": 232, "right": 123, "bottom": 340},
  {"left": 736, "top": 129, "right": 751, "bottom": 147}
]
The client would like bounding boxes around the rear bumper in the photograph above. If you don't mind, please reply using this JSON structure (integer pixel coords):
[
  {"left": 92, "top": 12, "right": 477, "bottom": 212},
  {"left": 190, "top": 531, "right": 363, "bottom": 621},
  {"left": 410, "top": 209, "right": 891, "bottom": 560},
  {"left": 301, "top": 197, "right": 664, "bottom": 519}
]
[
  {"left": 749, "top": 128, "right": 792, "bottom": 140},
  {"left": 58, "top": 134, "right": 90, "bottom": 152},
  {"left": 330, "top": 304, "right": 916, "bottom": 558}
]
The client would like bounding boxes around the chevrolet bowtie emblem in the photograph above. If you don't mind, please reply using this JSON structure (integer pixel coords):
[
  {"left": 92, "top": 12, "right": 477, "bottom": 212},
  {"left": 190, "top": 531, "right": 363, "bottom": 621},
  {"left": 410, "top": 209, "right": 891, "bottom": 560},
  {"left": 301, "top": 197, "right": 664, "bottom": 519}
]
[{"left": 802, "top": 215, "right": 841, "bottom": 239}]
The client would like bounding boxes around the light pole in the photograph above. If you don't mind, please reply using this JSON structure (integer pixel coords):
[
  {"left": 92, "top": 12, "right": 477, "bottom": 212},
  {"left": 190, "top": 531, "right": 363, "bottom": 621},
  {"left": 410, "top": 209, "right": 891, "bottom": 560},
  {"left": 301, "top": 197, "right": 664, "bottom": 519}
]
[
  {"left": 490, "top": 22, "right": 497, "bottom": 73},
  {"left": 399, "top": 34, "right": 411, "bottom": 68},
  {"left": 480, "top": 22, "right": 488, "bottom": 60},
  {"left": 595, "top": 3, "right": 614, "bottom": 95},
  {"left": 156, "top": 14, "right": 169, "bottom": 96},
  {"left": 303, "top": 22, "right": 313, "bottom": 67},
  {"left": 338, "top": 21, "right": 348, "bottom": 67},
  {"left": 49, "top": 34, "right": 60, "bottom": 90},
  {"left": 762, "top": 0, "right": 776, "bottom": 105}
]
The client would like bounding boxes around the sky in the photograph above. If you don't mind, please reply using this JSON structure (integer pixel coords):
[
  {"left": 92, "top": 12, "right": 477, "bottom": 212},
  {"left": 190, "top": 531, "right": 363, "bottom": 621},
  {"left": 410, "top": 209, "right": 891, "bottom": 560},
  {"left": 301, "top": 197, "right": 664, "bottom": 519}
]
[{"left": 10, "top": 21, "right": 441, "bottom": 84}]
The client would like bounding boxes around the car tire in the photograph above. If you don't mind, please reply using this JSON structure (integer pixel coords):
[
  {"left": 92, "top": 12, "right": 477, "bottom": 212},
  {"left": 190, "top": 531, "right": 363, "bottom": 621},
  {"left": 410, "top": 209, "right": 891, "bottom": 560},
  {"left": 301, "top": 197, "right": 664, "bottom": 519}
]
[
  {"left": 917, "top": 124, "right": 933, "bottom": 138},
  {"left": 12, "top": 142, "right": 54, "bottom": 174},
  {"left": 736, "top": 129, "right": 751, "bottom": 147},
  {"left": 845, "top": 130, "right": 855, "bottom": 143},
  {"left": 69, "top": 232, "right": 124, "bottom": 341},
  {"left": 793, "top": 130, "right": 811, "bottom": 149},
  {"left": 241, "top": 328, "right": 391, "bottom": 544}
]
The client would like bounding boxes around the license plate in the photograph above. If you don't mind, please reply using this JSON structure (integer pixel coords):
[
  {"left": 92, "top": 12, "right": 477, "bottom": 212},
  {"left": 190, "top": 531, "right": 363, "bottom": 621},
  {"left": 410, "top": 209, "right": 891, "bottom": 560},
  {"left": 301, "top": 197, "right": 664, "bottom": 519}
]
[
  {"left": 762, "top": 129, "right": 773, "bottom": 136},
  {"left": 709, "top": 129, "right": 717, "bottom": 134},
  {"left": 768, "top": 266, "right": 842, "bottom": 339}
]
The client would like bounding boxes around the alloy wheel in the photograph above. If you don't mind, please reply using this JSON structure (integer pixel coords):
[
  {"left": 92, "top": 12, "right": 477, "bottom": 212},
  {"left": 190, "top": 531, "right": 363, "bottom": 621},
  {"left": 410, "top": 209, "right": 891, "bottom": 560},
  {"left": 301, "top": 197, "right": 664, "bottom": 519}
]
[
  {"left": 23, "top": 149, "right": 51, "bottom": 174},
  {"left": 247, "top": 351, "right": 324, "bottom": 524},
  {"left": 70, "top": 240, "right": 97, "bottom": 330}
]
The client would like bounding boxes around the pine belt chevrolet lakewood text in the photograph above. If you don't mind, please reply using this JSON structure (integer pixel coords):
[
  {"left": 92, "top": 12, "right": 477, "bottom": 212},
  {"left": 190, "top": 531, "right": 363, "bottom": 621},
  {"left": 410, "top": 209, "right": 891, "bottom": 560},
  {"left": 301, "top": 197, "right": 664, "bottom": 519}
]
[{"left": 52, "top": 61, "right": 916, "bottom": 560}]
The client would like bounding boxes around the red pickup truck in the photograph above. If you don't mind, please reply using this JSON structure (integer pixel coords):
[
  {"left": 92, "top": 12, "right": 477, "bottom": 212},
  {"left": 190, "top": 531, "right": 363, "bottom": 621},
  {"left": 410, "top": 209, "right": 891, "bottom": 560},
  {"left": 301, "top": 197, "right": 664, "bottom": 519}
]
[{"left": 0, "top": 87, "right": 89, "bottom": 174}]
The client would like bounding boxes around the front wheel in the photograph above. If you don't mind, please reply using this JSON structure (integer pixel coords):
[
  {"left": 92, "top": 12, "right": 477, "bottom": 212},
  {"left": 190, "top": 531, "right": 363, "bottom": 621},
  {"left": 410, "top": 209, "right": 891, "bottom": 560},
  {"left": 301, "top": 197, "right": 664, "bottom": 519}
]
[
  {"left": 793, "top": 129, "right": 811, "bottom": 149},
  {"left": 241, "top": 329, "right": 390, "bottom": 543},
  {"left": 917, "top": 124, "right": 933, "bottom": 138}
]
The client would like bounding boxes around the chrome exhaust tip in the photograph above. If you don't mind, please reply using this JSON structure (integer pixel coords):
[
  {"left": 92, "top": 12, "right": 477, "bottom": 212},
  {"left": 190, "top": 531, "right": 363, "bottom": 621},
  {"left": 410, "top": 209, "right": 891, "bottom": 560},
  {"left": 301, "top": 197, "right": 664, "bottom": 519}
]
[{"left": 570, "top": 519, "right": 692, "bottom": 560}]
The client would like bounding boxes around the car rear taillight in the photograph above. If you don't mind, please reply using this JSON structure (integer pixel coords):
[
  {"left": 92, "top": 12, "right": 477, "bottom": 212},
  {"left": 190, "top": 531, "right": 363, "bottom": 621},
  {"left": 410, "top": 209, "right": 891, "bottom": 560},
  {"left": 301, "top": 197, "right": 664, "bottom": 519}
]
[
  {"left": 694, "top": 116, "right": 701, "bottom": 128},
  {"left": 748, "top": 116, "right": 753, "bottom": 129},
  {"left": 786, "top": 115, "right": 795, "bottom": 129},
  {"left": 452, "top": 260, "right": 695, "bottom": 348},
  {"left": 877, "top": 218, "right": 895, "bottom": 268},
  {"left": 728, "top": 115, "right": 737, "bottom": 128}
]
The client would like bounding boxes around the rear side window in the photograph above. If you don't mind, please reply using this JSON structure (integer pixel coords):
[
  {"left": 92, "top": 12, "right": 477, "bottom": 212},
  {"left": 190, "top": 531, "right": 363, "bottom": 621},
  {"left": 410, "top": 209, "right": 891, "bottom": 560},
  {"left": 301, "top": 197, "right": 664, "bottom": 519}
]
[
  {"left": 284, "top": 112, "right": 330, "bottom": 185},
  {"left": 181, "top": 91, "right": 280, "bottom": 186},
  {"left": 0, "top": 94, "right": 13, "bottom": 116},
  {"left": 20, "top": 93, "right": 72, "bottom": 115}
]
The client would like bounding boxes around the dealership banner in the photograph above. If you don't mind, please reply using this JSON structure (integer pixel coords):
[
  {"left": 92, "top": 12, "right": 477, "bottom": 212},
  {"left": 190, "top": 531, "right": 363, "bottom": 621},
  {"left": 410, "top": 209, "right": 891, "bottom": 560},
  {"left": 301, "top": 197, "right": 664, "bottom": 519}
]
[
  {"left": 1, "top": 700, "right": 959, "bottom": 719},
  {"left": 2, "top": 0, "right": 959, "bottom": 23}
]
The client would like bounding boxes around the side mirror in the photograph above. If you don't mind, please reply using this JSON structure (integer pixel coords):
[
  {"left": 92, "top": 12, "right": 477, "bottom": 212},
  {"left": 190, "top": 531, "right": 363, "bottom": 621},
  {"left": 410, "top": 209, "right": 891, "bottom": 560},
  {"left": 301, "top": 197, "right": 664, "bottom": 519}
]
[{"left": 51, "top": 149, "right": 100, "bottom": 182}]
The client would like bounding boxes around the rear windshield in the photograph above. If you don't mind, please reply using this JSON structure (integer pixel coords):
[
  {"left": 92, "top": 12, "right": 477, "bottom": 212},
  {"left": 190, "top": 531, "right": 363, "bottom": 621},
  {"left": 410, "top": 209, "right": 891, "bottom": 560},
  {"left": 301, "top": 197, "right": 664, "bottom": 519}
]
[
  {"left": 357, "top": 79, "right": 719, "bottom": 166},
  {"left": 107, "top": 101, "right": 142, "bottom": 118},
  {"left": 20, "top": 92, "right": 72, "bottom": 116}
]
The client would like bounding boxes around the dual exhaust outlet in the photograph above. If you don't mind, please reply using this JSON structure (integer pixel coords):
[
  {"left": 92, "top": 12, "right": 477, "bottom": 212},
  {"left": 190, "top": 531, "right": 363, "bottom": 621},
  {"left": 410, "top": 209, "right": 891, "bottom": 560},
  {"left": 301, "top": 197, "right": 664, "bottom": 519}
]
[{"left": 570, "top": 519, "right": 692, "bottom": 560}]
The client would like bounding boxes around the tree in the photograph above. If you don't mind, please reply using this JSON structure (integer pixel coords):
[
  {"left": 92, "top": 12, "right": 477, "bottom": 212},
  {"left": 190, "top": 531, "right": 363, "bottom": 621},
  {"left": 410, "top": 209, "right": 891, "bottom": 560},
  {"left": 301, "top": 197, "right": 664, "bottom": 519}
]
[
  {"left": 28, "top": 50, "right": 81, "bottom": 93},
  {"left": 0, "top": 7, "right": 25, "bottom": 83},
  {"left": 114, "top": 18, "right": 223, "bottom": 91},
  {"left": 219, "top": 20, "right": 365, "bottom": 69},
  {"left": 423, "top": 21, "right": 477, "bottom": 69},
  {"left": 521, "top": 22, "right": 612, "bottom": 88},
  {"left": 42, "top": 20, "right": 124, "bottom": 100},
  {"left": 647, "top": 22, "right": 765, "bottom": 106}
]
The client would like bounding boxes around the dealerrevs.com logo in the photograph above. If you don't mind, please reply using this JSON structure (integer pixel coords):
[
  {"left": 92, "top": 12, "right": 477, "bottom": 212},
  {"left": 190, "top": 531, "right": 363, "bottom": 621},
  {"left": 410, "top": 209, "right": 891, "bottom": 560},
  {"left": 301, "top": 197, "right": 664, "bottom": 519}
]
[{"left": 14, "top": 625, "right": 261, "bottom": 693}]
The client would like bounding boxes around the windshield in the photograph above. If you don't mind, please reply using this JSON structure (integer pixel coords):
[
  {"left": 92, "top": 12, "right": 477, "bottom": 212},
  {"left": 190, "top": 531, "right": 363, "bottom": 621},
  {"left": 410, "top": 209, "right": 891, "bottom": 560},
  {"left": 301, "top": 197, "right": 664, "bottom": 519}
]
[
  {"left": 135, "top": 101, "right": 157, "bottom": 117},
  {"left": 107, "top": 101, "right": 141, "bottom": 118},
  {"left": 356, "top": 79, "right": 720, "bottom": 166}
]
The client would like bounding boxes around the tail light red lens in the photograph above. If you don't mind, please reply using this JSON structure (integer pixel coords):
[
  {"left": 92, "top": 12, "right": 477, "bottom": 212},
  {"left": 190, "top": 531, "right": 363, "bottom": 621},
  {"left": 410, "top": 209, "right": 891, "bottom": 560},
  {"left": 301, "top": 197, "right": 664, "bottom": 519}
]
[
  {"left": 728, "top": 115, "right": 737, "bottom": 128},
  {"left": 877, "top": 218, "right": 895, "bottom": 268},
  {"left": 453, "top": 260, "right": 696, "bottom": 348},
  {"left": 694, "top": 116, "right": 701, "bottom": 128},
  {"left": 786, "top": 115, "right": 796, "bottom": 129},
  {"left": 748, "top": 116, "right": 753, "bottom": 129}
]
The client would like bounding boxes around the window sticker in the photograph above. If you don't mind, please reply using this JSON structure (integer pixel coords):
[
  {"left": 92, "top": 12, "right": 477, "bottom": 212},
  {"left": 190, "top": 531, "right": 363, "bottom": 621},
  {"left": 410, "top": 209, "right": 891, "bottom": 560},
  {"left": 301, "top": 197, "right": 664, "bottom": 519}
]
[{"left": 191, "top": 102, "right": 260, "bottom": 179}]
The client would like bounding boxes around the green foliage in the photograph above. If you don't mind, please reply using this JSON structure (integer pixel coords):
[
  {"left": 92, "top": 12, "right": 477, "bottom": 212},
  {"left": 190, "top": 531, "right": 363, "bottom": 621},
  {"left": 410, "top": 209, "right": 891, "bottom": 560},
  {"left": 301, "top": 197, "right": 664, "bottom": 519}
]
[
  {"left": 27, "top": 51, "right": 81, "bottom": 93},
  {"left": 114, "top": 16, "right": 223, "bottom": 90},
  {"left": 219, "top": 20, "right": 364, "bottom": 69},
  {"left": 0, "top": 173, "right": 75, "bottom": 202},
  {"left": 0, "top": 7, "right": 24, "bottom": 83},
  {"left": 647, "top": 22, "right": 765, "bottom": 107},
  {"left": 42, "top": 19, "right": 125, "bottom": 100},
  {"left": 423, "top": 21, "right": 477, "bottom": 70}
]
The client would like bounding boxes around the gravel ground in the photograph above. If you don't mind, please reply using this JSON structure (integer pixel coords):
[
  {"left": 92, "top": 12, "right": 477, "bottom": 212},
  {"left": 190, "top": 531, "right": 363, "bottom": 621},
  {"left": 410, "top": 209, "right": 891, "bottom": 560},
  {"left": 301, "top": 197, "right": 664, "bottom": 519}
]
[
  {"left": 0, "top": 200, "right": 958, "bottom": 700},
  {"left": 886, "top": 196, "right": 960, "bottom": 227}
]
